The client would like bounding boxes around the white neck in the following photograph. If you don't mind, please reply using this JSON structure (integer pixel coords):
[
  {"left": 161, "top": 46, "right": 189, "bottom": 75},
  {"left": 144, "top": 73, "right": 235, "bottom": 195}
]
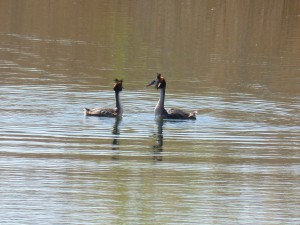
[
  {"left": 115, "top": 92, "right": 123, "bottom": 115},
  {"left": 155, "top": 88, "right": 167, "bottom": 117}
]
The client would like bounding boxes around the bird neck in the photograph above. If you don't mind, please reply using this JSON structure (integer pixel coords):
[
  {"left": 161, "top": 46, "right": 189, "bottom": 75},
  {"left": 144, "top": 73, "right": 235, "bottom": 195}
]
[
  {"left": 115, "top": 91, "right": 122, "bottom": 110},
  {"left": 155, "top": 87, "right": 165, "bottom": 111}
]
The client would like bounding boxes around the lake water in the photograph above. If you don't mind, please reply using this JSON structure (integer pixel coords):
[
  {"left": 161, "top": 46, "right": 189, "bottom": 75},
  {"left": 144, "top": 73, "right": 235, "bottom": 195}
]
[{"left": 1, "top": 1, "right": 300, "bottom": 224}]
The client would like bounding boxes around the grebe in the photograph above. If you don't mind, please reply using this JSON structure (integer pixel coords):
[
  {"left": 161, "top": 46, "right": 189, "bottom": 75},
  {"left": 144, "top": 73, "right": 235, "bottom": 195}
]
[
  {"left": 84, "top": 79, "right": 123, "bottom": 117},
  {"left": 147, "top": 73, "right": 197, "bottom": 120}
]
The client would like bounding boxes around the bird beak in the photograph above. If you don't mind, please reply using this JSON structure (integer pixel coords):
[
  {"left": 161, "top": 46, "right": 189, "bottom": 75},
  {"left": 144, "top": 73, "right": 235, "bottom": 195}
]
[{"left": 146, "top": 80, "right": 156, "bottom": 87}]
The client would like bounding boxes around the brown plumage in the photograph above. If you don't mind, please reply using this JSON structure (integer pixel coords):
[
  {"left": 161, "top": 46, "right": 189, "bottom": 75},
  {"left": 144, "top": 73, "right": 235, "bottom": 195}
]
[
  {"left": 147, "top": 73, "right": 197, "bottom": 120},
  {"left": 84, "top": 79, "right": 123, "bottom": 117}
]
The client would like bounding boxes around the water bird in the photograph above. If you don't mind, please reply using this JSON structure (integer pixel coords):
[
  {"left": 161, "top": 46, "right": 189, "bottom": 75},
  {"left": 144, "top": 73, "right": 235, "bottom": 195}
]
[
  {"left": 147, "top": 73, "right": 197, "bottom": 120},
  {"left": 84, "top": 79, "right": 123, "bottom": 117}
]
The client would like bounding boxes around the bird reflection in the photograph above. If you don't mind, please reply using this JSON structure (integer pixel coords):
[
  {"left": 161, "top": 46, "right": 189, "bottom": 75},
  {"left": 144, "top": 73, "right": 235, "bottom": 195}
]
[
  {"left": 152, "top": 119, "right": 164, "bottom": 161},
  {"left": 112, "top": 117, "right": 122, "bottom": 160}
]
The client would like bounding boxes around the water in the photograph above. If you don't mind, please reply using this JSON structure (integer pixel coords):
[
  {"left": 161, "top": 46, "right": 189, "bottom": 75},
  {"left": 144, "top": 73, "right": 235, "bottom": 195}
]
[{"left": 1, "top": 1, "right": 300, "bottom": 224}]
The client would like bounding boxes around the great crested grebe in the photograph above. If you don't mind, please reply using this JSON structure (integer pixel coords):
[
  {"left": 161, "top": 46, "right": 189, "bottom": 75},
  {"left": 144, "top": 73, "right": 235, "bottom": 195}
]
[
  {"left": 147, "top": 73, "right": 197, "bottom": 120},
  {"left": 84, "top": 79, "right": 123, "bottom": 117}
]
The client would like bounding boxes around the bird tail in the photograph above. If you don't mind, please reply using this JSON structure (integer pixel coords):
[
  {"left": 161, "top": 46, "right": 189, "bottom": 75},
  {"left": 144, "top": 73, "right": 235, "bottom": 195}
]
[{"left": 189, "top": 111, "right": 197, "bottom": 119}]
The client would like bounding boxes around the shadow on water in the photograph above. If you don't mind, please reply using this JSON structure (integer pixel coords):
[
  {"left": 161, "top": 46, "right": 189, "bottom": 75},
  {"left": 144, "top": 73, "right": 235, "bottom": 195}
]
[
  {"left": 152, "top": 119, "right": 164, "bottom": 162},
  {"left": 111, "top": 117, "right": 122, "bottom": 160}
]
